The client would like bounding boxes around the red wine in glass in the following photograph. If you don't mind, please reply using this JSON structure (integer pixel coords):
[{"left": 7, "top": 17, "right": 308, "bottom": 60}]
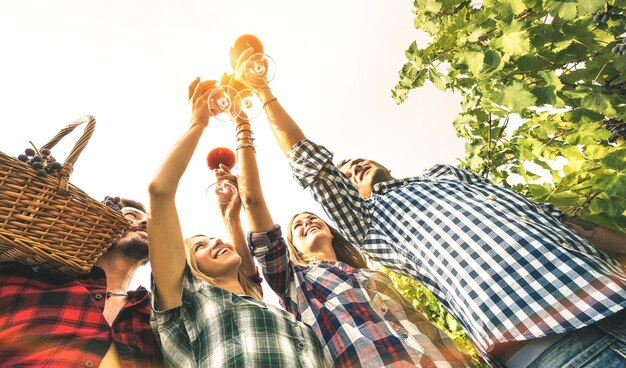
[
  {"left": 206, "top": 147, "right": 237, "bottom": 204},
  {"left": 207, "top": 147, "right": 236, "bottom": 171}
]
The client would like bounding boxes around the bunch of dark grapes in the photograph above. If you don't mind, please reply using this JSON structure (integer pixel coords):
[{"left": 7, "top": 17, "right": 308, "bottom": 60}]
[
  {"left": 17, "top": 147, "right": 63, "bottom": 177},
  {"left": 593, "top": 12, "right": 610, "bottom": 23},
  {"left": 603, "top": 77, "right": 626, "bottom": 95},
  {"left": 604, "top": 118, "right": 626, "bottom": 143},
  {"left": 102, "top": 196, "right": 123, "bottom": 213},
  {"left": 610, "top": 37, "right": 626, "bottom": 56}
]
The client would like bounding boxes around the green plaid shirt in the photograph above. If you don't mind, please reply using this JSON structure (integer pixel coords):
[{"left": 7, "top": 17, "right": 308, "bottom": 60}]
[{"left": 151, "top": 267, "right": 331, "bottom": 368}]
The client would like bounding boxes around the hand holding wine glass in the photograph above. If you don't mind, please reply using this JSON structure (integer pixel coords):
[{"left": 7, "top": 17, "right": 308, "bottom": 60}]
[
  {"left": 189, "top": 77, "right": 217, "bottom": 127},
  {"left": 233, "top": 46, "right": 274, "bottom": 90},
  {"left": 229, "top": 34, "right": 275, "bottom": 87},
  {"left": 213, "top": 164, "right": 241, "bottom": 218}
]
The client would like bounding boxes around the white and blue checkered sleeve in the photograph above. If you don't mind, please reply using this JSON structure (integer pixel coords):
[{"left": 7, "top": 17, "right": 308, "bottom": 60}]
[{"left": 288, "top": 139, "right": 371, "bottom": 246}]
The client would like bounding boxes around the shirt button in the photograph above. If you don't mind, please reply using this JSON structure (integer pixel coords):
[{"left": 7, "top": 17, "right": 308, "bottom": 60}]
[
  {"left": 297, "top": 341, "right": 305, "bottom": 350},
  {"left": 487, "top": 194, "right": 495, "bottom": 200},
  {"left": 85, "top": 361, "right": 94, "bottom": 367},
  {"left": 291, "top": 321, "right": 299, "bottom": 327},
  {"left": 561, "top": 242, "right": 571, "bottom": 249},
  {"left": 373, "top": 184, "right": 380, "bottom": 192},
  {"left": 402, "top": 181, "right": 408, "bottom": 185},
  {"left": 521, "top": 215, "right": 529, "bottom": 221},
  {"left": 94, "top": 293, "right": 103, "bottom": 300},
  {"left": 380, "top": 307, "right": 388, "bottom": 314}
]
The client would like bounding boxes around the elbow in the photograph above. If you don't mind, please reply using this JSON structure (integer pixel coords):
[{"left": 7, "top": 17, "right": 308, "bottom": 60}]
[{"left": 148, "top": 177, "right": 176, "bottom": 199}]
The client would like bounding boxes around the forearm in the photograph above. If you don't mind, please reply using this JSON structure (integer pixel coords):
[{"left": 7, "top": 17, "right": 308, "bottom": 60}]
[
  {"left": 236, "top": 121, "right": 275, "bottom": 232},
  {"left": 148, "top": 123, "right": 206, "bottom": 310},
  {"left": 147, "top": 197, "right": 185, "bottom": 310},
  {"left": 565, "top": 216, "right": 626, "bottom": 261},
  {"left": 223, "top": 215, "right": 257, "bottom": 277},
  {"left": 258, "top": 88, "right": 306, "bottom": 156},
  {"left": 149, "top": 123, "right": 205, "bottom": 197}
]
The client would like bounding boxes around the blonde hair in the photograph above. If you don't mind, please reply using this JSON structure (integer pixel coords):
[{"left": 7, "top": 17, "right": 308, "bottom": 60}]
[
  {"left": 286, "top": 212, "right": 368, "bottom": 269},
  {"left": 183, "top": 235, "right": 263, "bottom": 301}
]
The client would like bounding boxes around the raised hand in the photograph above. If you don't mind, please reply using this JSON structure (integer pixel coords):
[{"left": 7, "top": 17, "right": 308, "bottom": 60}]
[
  {"left": 234, "top": 47, "right": 272, "bottom": 90},
  {"left": 189, "top": 77, "right": 217, "bottom": 128},
  {"left": 214, "top": 164, "right": 241, "bottom": 220}
]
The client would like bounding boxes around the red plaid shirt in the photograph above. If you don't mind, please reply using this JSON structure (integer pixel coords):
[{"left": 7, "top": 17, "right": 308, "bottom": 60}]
[{"left": 0, "top": 263, "right": 163, "bottom": 367}]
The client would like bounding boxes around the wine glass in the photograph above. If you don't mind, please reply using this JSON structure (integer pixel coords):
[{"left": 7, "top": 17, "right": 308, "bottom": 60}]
[
  {"left": 205, "top": 147, "right": 238, "bottom": 204},
  {"left": 208, "top": 85, "right": 238, "bottom": 122},
  {"left": 233, "top": 89, "right": 263, "bottom": 121},
  {"left": 240, "top": 53, "right": 276, "bottom": 88}
]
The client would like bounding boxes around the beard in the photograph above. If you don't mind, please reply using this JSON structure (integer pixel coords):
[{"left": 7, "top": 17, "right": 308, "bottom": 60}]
[
  {"left": 369, "top": 168, "right": 390, "bottom": 186},
  {"left": 109, "top": 235, "right": 149, "bottom": 264}
]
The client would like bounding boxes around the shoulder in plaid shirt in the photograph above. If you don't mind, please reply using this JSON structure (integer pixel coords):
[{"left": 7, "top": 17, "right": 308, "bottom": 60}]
[
  {"left": 250, "top": 225, "right": 472, "bottom": 368},
  {"left": 150, "top": 265, "right": 331, "bottom": 368},
  {"left": 287, "top": 139, "right": 626, "bottom": 360},
  {"left": 0, "top": 263, "right": 163, "bottom": 367}
]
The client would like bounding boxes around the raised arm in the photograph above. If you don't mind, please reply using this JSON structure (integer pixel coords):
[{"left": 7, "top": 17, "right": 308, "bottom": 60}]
[
  {"left": 233, "top": 113, "right": 294, "bottom": 297},
  {"left": 147, "top": 78, "right": 215, "bottom": 310},
  {"left": 233, "top": 47, "right": 304, "bottom": 155},
  {"left": 232, "top": 113, "right": 275, "bottom": 233}
]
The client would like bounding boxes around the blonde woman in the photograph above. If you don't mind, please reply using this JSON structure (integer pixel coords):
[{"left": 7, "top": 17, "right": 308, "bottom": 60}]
[{"left": 147, "top": 77, "right": 329, "bottom": 368}]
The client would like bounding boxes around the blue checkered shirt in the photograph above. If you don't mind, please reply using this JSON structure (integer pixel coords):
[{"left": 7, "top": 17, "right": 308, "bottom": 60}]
[{"left": 288, "top": 139, "right": 626, "bottom": 358}]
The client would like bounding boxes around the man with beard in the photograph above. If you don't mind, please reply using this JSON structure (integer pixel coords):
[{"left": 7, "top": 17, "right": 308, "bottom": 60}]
[{"left": 0, "top": 198, "right": 163, "bottom": 367}]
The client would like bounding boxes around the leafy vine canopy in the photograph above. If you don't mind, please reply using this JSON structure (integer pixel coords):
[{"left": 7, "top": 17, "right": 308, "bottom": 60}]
[{"left": 394, "top": 0, "right": 626, "bottom": 231}]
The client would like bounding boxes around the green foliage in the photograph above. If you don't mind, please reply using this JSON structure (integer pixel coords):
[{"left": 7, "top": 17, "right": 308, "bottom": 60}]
[
  {"left": 393, "top": 0, "right": 626, "bottom": 232},
  {"left": 380, "top": 268, "right": 490, "bottom": 367}
]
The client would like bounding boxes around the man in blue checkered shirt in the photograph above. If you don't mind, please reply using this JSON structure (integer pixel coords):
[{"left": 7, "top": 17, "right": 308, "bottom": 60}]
[{"left": 255, "top": 85, "right": 626, "bottom": 367}]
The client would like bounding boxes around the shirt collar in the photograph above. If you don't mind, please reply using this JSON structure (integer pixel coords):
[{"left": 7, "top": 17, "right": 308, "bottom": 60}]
[{"left": 371, "top": 176, "right": 421, "bottom": 195}]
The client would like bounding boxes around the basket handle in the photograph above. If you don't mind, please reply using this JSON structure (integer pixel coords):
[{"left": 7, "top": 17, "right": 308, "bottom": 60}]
[{"left": 40, "top": 115, "right": 96, "bottom": 195}]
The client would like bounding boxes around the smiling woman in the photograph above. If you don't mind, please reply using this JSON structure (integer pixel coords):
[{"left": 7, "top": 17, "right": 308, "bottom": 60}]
[{"left": 146, "top": 77, "right": 330, "bottom": 368}]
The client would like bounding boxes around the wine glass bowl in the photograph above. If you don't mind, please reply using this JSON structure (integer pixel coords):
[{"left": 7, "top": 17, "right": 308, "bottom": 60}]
[
  {"left": 208, "top": 85, "right": 238, "bottom": 122},
  {"left": 206, "top": 180, "right": 237, "bottom": 204},
  {"left": 206, "top": 147, "right": 236, "bottom": 171},
  {"left": 241, "top": 53, "right": 276, "bottom": 87},
  {"left": 233, "top": 89, "right": 263, "bottom": 120}
]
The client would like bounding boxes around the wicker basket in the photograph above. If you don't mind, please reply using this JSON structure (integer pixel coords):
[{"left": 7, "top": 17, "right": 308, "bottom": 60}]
[{"left": 0, "top": 116, "right": 131, "bottom": 274}]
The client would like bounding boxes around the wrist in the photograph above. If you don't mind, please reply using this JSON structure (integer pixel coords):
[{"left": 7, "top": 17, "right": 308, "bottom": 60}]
[
  {"left": 258, "top": 87, "right": 274, "bottom": 101},
  {"left": 189, "top": 119, "right": 208, "bottom": 129},
  {"left": 224, "top": 215, "right": 242, "bottom": 225}
]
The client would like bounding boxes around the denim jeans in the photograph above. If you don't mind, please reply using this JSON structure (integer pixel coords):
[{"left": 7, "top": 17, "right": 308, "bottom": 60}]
[{"left": 527, "top": 310, "right": 626, "bottom": 368}]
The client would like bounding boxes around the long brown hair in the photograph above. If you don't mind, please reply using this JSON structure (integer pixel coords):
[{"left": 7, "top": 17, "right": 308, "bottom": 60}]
[
  {"left": 286, "top": 212, "right": 368, "bottom": 269},
  {"left": 183, "top": 235, "right": 263, "bottom": 301}
]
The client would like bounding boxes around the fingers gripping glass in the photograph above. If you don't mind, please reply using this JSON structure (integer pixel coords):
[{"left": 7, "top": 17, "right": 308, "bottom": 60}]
[{"left": 205, "top": 147, "right": 238, "bottom": 204}]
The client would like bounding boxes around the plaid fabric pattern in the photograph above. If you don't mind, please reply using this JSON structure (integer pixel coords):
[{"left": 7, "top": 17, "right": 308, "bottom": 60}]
[
  {"left": 250, "top": 226, "right": 471, "bottom": 368},
  {"left": 150, "top": 266, "right": 330, "bottom": 368},
  {"left": 0, "top": 263, "right": 163, "bottom": 367},
  {"left": 288, "top": 139, "right": 626, "bottom": 358}
]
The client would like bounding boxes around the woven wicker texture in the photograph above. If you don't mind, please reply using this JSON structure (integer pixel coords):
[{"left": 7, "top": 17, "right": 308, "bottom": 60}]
[{"left": 0, "top": 116, "right": 131, "bottom": 274}]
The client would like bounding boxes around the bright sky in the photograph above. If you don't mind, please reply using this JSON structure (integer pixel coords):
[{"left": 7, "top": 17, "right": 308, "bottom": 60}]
[{"left": 0, "top": 1, "right": 464, "bottom": 292}]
